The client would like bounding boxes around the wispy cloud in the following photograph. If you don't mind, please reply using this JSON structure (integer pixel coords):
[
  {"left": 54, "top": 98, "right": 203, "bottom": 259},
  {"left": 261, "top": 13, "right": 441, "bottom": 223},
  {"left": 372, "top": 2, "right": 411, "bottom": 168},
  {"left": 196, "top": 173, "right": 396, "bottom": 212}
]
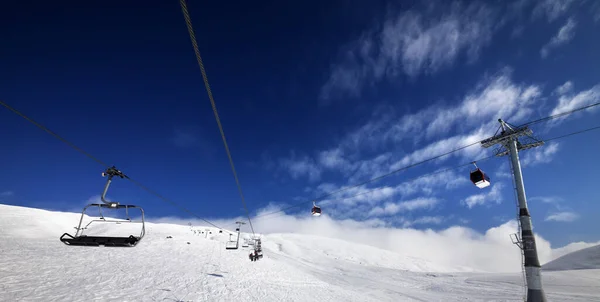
[
  {"left": 0, "top": 191, "right": 14, "bottom": 197},
  {"left": 494, "top": 162, "right": 512, "bottom": 179},
  {"left": 529, "top": 196, "right": 579, "bottom": 223},
  {"left": 555, "top": 81, "right": 573, "bottom": 95},
  {"left": 320, "top": 1, "right": 498, "bottom": 101},
  {"left": 532, "top": 0, "right": 576, "bottom": 22},
  {"left": 394, "top": 169, "right": 468, "bottom": 197},
  {"left": 405, "top": 215, "right": 445, "bottom": 227},
  {"left": 521, "top": 142, "right": 560, "bottom": 166},
  {"left": 280, "top": 153, "right": 322, "bottom": 182},
  {"left": 550, "top": 82, "right": 600, "bottom": 118},
  {"left": 281, "top": 70, "right": 543, "bottom": 184},
  {"left": 529, "top": 196, "right": 563, "bottom": 204},
  {"left": 545, "top": 211, "right": 579, "bottom": 222},
  {"left": 462, "top": 183, "right": 504, "bottom": 209},
  {"left": 368, "top": 197, "right": 439, "bottom": 217},
  {"left": 540, "top": 18, "right": 577, "bottom": 58}
]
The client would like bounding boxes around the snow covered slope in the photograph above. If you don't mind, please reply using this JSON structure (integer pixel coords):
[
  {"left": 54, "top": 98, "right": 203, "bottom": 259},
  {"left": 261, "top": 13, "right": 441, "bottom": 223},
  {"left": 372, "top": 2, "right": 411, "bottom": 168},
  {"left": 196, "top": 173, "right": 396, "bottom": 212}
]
[
  {"left": 1, "top": 204, "right": 600, "bottom": 301},
  {"left": 543, "top": 244, "right": 600, "bottom": 271}
]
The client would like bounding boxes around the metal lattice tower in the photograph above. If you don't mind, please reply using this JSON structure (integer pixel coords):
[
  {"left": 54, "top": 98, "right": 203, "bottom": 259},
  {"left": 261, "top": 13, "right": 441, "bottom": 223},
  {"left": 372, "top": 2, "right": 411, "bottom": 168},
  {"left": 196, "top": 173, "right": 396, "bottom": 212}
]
[{"left": 481, "top": 119, "right": 547, "bottom": 302}]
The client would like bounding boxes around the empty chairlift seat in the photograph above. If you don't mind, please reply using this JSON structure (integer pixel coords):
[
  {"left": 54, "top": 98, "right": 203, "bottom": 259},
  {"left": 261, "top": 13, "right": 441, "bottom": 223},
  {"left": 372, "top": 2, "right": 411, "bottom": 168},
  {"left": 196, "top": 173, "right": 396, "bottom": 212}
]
[{"left": 60, "top": 166, "right": 146, "bottom": 247}]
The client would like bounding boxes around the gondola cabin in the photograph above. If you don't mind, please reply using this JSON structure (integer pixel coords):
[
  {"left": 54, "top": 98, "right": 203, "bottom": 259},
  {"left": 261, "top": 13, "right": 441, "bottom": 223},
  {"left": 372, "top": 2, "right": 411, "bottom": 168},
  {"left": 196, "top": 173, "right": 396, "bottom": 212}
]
[
  {"left": 470, "top": 168, "right": 491, "bottom": 189},
  {"left": 311, "top": 205, "right": 322, "bottom": 217}
]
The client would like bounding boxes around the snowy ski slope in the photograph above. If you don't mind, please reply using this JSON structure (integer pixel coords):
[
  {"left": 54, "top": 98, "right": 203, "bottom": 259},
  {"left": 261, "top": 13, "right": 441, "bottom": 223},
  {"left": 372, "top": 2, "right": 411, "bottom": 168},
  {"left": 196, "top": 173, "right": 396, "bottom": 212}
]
[
  {"left": 543, "top": 244, "right": 600, "bottom": 271},
  {"left": 1, "top": 204, "right": 599, "bottom": 301}
]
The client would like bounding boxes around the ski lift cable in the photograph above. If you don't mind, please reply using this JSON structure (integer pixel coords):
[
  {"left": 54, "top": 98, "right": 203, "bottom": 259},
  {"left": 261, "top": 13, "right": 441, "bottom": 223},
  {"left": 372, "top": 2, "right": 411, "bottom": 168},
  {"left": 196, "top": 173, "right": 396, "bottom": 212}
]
[
  {"left": 247, "top": 123, "right": 600, "bottom": 224},
  {"left": 244, "top": 116, "right": 600, "bottom": 222},
  {"left": 179, "top": 0, "right": 256, "bottom": 237},
  {"left": 544, "top": 125, "right": 600, "bottom": 142},
  {"left": 0, "top": 99, "right": 230, "bottom": 233},
  {"left": 518, "top": 101, "right": 600, "bottom": 128},
  {"left": 2, "top": 95, "right": 597, "bottom": 233}
]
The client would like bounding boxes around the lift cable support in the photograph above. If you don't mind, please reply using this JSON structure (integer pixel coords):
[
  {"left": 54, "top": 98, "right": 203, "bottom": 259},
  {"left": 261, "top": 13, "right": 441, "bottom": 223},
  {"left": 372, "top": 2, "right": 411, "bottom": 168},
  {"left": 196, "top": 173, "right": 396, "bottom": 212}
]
[
  {"left": 60, "top": 166, "right": 146, "bottom": 247},
  {"left": 179, "top": 0, "right": 256, "bottom": 238},
  {"left": 480, "top": 119, "right": 546, "bottom": 302},
  {"left": 0, "top": 99, "right": 229, "bottom": 233},
  {"left": 509, "top": 159, "right": 528, "bottom": 302}
]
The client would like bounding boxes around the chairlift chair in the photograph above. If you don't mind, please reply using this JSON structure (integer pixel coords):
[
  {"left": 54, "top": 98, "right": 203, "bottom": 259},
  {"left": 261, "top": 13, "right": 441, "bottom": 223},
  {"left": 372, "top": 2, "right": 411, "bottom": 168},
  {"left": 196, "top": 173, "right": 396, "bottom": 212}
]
[
  {"left": 60, "top": 166, "right": 146, "bottom": 247},
  {"left": 470, "top": 162, "right": 491, "bottom": 189}
]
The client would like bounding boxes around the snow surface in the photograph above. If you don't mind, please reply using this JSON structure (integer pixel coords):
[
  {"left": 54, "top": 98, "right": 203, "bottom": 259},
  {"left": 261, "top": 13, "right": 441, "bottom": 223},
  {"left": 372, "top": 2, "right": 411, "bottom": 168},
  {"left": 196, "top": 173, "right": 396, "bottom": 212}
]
[
  {"left": 543, "top": 244, "right": 600, "bottom": 271},
  {"left": 1, "top": 204, "right": 599, "bottom": 301}
]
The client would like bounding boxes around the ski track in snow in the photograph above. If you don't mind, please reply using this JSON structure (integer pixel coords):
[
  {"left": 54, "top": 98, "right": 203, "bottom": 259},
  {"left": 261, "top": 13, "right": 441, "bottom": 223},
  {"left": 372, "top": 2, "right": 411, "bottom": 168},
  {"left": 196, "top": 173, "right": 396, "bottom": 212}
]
[{"left": 1, "top": 204, "right": 599, "bottom": 301}]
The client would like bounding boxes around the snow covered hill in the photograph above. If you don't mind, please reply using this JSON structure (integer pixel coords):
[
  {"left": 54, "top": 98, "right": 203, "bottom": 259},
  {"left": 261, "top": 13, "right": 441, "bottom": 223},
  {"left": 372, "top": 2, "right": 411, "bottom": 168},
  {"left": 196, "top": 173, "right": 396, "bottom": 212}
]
[
  {"left": 543, "top": 244, "right": 600, "bottom": 271},
  {"left": 1, "top": 204, "right": 600, "bottom": 301}
]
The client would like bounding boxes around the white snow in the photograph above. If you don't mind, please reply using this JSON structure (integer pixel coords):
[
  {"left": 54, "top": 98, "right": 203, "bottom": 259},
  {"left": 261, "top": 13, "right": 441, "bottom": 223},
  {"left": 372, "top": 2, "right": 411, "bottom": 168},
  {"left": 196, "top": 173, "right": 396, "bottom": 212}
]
[
  {"left": 543, "top": 244, "right": 600, "bottom": 271},
  {"left": 1, "top": 204, "right": 599, "bottom": 301}
]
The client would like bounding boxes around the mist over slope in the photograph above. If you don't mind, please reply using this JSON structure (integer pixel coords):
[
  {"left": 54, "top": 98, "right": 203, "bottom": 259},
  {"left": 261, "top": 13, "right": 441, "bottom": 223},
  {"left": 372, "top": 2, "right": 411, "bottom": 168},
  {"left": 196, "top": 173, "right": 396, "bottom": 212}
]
[{"left": 1, "top": 204, "right": 600, "bottom": 301}]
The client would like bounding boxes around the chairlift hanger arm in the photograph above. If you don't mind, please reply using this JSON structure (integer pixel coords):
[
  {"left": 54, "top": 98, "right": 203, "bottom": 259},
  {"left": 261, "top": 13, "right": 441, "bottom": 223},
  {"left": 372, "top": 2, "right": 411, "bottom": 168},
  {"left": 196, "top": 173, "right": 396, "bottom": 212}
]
[{"left": 100, "top": 166, "right": 127, "bottom": 206}]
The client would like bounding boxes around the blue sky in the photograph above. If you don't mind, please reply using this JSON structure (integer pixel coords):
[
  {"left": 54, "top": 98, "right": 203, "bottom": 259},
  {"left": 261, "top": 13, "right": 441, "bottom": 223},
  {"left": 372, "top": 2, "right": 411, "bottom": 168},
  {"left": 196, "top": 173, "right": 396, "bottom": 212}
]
[{"left": 1, "top": 0, "right": 599, "bottom": 247}]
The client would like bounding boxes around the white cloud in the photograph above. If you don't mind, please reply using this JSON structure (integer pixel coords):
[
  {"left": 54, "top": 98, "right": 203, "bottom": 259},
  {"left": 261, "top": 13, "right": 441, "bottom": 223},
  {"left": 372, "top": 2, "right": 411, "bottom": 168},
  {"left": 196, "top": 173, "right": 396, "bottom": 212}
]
[
  {"left": 368, "top": 197, "right": 439, "bottom": 217},
  {"left": 280, "top": 70, "right": 544, "bottom": 186},
  {"left": 313, "top": 168, "right": 467, "bottom": 215},
  {"left": 463, "top": 183, "right": 504, "bottom": 209},
  {"left": 494, "top": 162, "right": 512, "bottom": 179},
  {"left": 555, "top": 81, "right": 573, "bottom": 95},
  {"left": 424, "top": 72, "right": 541, "bottom": 138},
  {"left": 350, "top": 70, "right": 540, "bottom": 176},
  {"left": 551, "top": 240, "right": 600, "bottom": 259},
  {"left": 529, "top": 196, "right": 562, "bottom": 204},
  {"left": 521, "top": 142, "right": 560, "bottom": 166},
  {"left": 540, "top": 18, "right": 577, "bottom": 58},
  {"left": 389, "top": 126, "right": 490, "bottom": 171},
  {"left": 394, "top": 168, "right": 468, "bottom": 197},
  {"left": 550, "top": 83, "right": 600, "bottom": 117},
  {"left": 280, "top": 153, "right": 322, "bottom": 182},
  {"left": 318, "top": 148, "right": 350, "bottom": 170},
  {"left": 545, "top": 211, "right": 579, "bottom": 222},
  {"left": 320, "top": 1, "right": 497, "bottom": 101},
  {"left": 409, "top": 215, "right": 445, "bottom": 226},
  {"left": 532, "top": 0, "right": 576, "bottom": 22}
]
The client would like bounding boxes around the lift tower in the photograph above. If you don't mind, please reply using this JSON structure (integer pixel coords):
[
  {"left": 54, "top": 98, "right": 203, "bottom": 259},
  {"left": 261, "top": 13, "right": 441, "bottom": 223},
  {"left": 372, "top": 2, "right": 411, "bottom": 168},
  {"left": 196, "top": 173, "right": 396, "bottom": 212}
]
[{"left": 480, "top": 119, "right": 546, "bottom": 302}]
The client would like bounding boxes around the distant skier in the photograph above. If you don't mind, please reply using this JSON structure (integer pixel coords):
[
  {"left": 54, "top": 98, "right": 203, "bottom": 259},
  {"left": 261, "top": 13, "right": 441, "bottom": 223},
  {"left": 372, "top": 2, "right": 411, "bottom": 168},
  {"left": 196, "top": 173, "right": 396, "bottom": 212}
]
[{"left": 249, "top": 253, "right": 254, "bottom": 261}]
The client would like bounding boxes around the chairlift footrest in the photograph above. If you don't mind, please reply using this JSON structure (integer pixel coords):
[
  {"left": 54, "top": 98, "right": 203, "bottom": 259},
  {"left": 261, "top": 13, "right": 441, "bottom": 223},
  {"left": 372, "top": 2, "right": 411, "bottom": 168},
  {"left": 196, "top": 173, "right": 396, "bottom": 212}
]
[{"left": 60, "top": 233, "right": 140, "bottom": 247}]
